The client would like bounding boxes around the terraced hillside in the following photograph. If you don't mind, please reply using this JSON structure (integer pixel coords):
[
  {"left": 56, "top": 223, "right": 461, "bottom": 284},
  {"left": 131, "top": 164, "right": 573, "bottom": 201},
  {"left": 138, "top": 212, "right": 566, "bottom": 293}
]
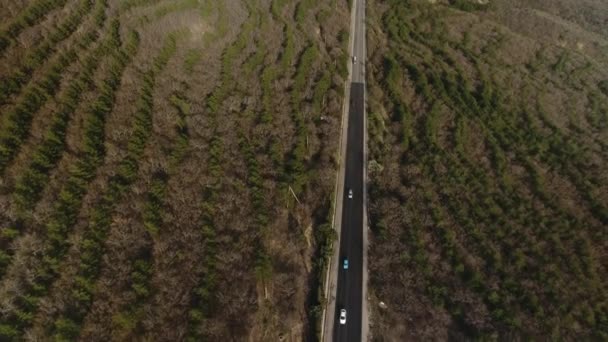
[
  {"left": 0, "top": 0, "right": 349, "bottom": 340},
  {"left": 366, "top": 0, "right": 608, "bottom": 340}
]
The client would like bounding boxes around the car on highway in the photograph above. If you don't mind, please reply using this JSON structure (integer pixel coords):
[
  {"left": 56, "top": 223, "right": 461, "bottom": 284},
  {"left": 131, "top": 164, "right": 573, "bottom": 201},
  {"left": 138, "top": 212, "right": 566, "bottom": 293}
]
[
  {"left": 343, "top": 258, "right": 349, "bottom": 270},
  {"left": 348, "top": 189, "right": 353, "bottom": 199},
  {"left": 352, "top": 55, "right": 357, "bottom": 64},
  {"left": 339, "top": 309, "right": 347, "bottom": 325}
]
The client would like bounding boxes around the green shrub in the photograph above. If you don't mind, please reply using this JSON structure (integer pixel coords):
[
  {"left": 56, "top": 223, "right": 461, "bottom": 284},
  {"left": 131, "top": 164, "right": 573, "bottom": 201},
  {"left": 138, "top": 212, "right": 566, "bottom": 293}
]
[
  {"left": 271, "top": 0, "right": 289, "bottom": 20},
  {"left": 0, "top": 30, "right": 140, "bottom": 337},
  {"left": 0, "top": 0, "right": 96, "bottom": 105},
  {"left": 0, "top": 1, "right": 108, "bottom": 175},
  {"left": 0, "top": 0, "right": 70, "bottom": 53},
  {"left": 598, "top": 80, "right": 608, "bottom": 96},
  {"left": 48, "top": 31, "right": 177, "bottom": 337},
  {"left": 280, "top": 25, "right": 295, "bottom": 71},
  {"left": 13, "top": 26, "right": 115, "bottom": 212},
  {"left": 312, "top": 70, "right": 332, "bottom": 114},
  {"left": 183, "top": 48, "right": 201, "bottom": 72},
  {"left": 0, "top": 324, "right": 18, "bottom": 339}
]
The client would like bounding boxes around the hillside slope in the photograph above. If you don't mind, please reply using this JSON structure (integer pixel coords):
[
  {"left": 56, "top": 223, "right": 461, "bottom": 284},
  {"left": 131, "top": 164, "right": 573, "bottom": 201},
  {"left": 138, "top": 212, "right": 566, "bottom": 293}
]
[
  {"left": 366, "top": 0, "right": 608, "bottom": 340},
  {"left": 0, "top": 0, "right": 348, "bottom": 340}
]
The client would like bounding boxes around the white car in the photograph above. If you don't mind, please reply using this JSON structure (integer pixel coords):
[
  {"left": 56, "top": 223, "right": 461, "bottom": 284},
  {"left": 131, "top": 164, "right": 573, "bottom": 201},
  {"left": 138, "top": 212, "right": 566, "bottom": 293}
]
[
  {"left": 352, "top": 56, "right": 357, "bottom": 64},
  {"left": 348, "top": 189, "right": 353, "bottom": 199},
  {"left": 339, "top": 309, "right": 347, "bottom": 325}
]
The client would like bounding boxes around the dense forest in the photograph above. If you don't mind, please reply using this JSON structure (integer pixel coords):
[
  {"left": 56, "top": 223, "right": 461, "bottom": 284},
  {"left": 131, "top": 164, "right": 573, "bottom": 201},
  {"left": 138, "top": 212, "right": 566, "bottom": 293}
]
[
  {"left": 0, "top": 0, "right": 349, "bottom": 340},
  {"left": 3, "top": 0, "right": 606, "bottom": 340},
  {"left": 366, "top": 0, "right": 608, "bottom": 340}
]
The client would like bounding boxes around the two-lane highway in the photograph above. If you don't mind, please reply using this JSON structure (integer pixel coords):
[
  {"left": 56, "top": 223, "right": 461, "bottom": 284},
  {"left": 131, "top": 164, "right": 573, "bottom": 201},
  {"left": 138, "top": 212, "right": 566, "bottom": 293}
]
[
  {"left": 333, "top": 0, "right": 367, "bottom": 340},
  {"left": 333, "top": 83, "right": 365, "bottom": 342},
  {"left": 351, "top": 0, "right": 366, "bottom": 84}
]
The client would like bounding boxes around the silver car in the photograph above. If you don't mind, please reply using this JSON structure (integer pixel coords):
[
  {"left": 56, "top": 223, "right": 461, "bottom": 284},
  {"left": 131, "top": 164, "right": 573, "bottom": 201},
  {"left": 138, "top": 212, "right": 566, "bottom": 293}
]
[{"left": 339, "top": 309, "right": 347, "bottom": 324}]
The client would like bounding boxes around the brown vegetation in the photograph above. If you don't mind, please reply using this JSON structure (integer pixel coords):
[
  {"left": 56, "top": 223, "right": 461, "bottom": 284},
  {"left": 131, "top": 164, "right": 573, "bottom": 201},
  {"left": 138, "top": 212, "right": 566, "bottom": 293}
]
[{"left": 0, "top": 0, "right": 349, "bottom": 340}]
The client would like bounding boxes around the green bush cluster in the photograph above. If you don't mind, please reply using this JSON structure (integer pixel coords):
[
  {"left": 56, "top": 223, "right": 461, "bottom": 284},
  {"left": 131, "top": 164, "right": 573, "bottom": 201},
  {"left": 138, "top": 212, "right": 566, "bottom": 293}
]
[
  {"left": 284, "top": 44, "right": 318, "bottom": 193},
  {"left": 423, "top": 102, "right": 440, "bottom": 147},
  {"left": 206, "top": 17, "right": 249, "bottom": 114},
  {"left": 316, "top": 225, "right": 336, "bottom": 305},
  {"left": 0, "top": 226, "right": 18, "bottom": 278},
  {"left": 310, "top": 216, "right": 336, "bottom": 339},
  {"left": 290, "top": 43, "right": 337, "bottom": 335},
  {"left": 0, "top": 30, "right": 139, "bottom": 340},
  {"left": 183, "top": 48, "right": 201, "bottom": 73},
  {"left": 415, "top": 21, "right": 607, "bottom": 226},
  {"left": 280, "top": 25, "right": 295, "bottom": 71},
  {"left": 292, "top": 45, "right": 317, "bottom": 103},
  {"left": 294, "top": 0, "right": 318, "bottom": 24},
  {"left": 0, "top": 0, "right": 69, "bottom": 53},
  {"left": 0, "top": 0, "right": 108, "bottom": 175},
  {"left": 12, "top": 18, "right": 115, "bottom": 215},
  {"left": 243, "top": 42, "right": 266, "bottom": 76},
  {"left": 0, "top": 1, "right": 105, "bottom": 260},
  {"left": 0, "top": 20, "right": 117, "bottom": 282},
  {"left": 141, "top": 172, "right": 168, "bottom": 235},
  {"left": 238, "top": 133, "right": 272, "bottom": 281},
  {"left": 423, "top": 178, "right": 509, "bottom": 316},
  {"left": 372, "top": 0, "right": 608, "bottom": 338},
  {"left": 212, "top": 1, "right": 229, "bottom": 41},
  {"left": 199, "top": 0, "right": 214, "bottom": 18},
  {"left": 187, "top": 14, "right": 260, "bottom": 336},
  {"left": 187, "top": 164, "right": 220, "bottom": 340},
  {"left": 599, "top": 80, "right": 608, "bottom": 96},
  {"left": 382, "top": 55, "right": 415, "bottom": 151},
  {"left": 186, "top": 195, "right": 218, "bottom": 341},
  {"left": 337, "top": 29, "right": 348, "bottom": 49},
  {"left": 168, "top": 93, "right": 191, "bottom": 166},
  {"left": 420, "top": 150, "right": 594, "bottom": 331},
  {"left": 111, "top": 257, "right": 152, "bottom": 337},
  {"left": 552, "top": 52, "right": 569, "bottom": 73},
  {"left": 138, "top": 92, "right": 192, "bottom": 238},
  {"left": 399, "top": 148, "right": 545, "bottom": 332},
  {"left": 270, "top": 0, "right": 289, "bottom": 20},
  {"left": 113, "top": 89, "right": 191, "bottom": 337},
  {"left": 312, "top": 70, "right": 331, "bottom": 115},
  {"left": 50, "top": 33, "right": 177, "bottom": 340},
  {"left": 0, "top": 28, "right": 108, "bottom": 175},
  {"left": 586, "top": 92, "right": 608, "bottom": 130},
  {"left": 260, "top": 65, "right": 277, "bottom": 124},
  {"left": 0, "top": 0, "right": 95, "bottom": 105}
]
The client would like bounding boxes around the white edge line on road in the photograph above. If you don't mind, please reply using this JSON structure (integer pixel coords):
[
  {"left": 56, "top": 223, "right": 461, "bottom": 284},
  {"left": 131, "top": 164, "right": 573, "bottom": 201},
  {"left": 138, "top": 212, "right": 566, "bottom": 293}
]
[{"left": 361, "top": 0, "right": 370, "bottom": 339}]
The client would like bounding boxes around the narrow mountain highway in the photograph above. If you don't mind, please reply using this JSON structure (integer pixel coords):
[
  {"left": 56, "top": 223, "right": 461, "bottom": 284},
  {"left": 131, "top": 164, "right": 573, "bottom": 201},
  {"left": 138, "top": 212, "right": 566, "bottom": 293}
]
[
  {"left": 332, "top": 0, "right": 367, "bottom": 340},
  {"left": 351, "top": 0, "right": 366, "bottom": 84},
  {"left": 333, "top": 83, "right": 364, "bottom": 342}
]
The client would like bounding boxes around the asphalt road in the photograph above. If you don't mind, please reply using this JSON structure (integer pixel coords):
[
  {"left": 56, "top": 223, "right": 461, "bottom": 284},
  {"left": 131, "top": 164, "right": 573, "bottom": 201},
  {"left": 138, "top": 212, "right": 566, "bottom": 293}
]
[
  {"left": 331, "top": 0, "right": 367, "bottom": 340},
  {"left": 351, "top": 0, "right": 366, "bottom": 84},
  {"left": 333, "top": 82, "right": 365, "bottom": 342}
]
